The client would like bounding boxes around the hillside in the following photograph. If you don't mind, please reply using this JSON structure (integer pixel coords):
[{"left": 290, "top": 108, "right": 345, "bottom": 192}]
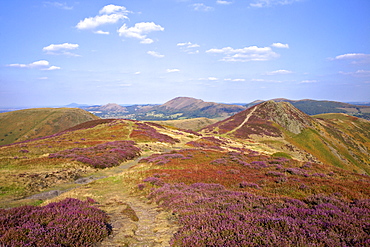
[
  {"left": 246, "top": 98, "right": 370, "bottom": 120},
  {"left": 0, "top": 108, "right": 99, "bottom": 145},
  {"left": 202, "top": 100, "right": 370, "bottom": 174},
  {"left": 1, "top": 105, "right": 369, "bottom": 246},
  {"left": 150, "top": 117, "right": 218, "bottom": 131}
]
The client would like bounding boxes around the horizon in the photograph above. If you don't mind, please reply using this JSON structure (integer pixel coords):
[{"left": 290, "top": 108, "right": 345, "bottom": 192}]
[{"left": 1, "top": 1, "right": 369, "bottom": 107}]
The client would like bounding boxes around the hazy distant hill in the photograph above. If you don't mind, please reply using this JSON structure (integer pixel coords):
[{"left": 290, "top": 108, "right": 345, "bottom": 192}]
[
  {"left": 202, "top": 100, "right": 370, "bottom": 174},
  {"left": 0, "top": 108, "right": 99, "bottom": 145},
  {"left": 246, "top": 98, "right": 370, "bottom": 120}
]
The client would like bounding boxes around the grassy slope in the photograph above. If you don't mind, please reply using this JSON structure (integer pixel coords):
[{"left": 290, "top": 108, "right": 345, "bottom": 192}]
[
  {"left": 150, "top": 117, "right": 218, "bottom": 131},
  {"left": 0, "top": 108, "right": 99, "bottom": 145}
]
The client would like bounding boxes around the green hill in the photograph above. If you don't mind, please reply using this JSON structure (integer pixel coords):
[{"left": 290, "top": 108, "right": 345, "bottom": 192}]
[{"left": 0, "top": 108, "right": 99, "bottom": 145}]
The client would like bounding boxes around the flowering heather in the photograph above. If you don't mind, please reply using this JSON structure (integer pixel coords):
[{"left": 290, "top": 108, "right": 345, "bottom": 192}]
[
  {"left": 139, "top": 153, "right": 188, "bottom": 166},
  {"left": 186, "top": 137, "right": 225, "bottom": 150},
  {"left": 0, "top": 198, "right": 111, "bottom": 246},
  {"left": 147, "top": 181, "right": 370, "bottom": 246},
  {"left": 129, "top": 122, "right": 180, "bottom": 144},
  {"left": 49, "top": 141, "right": 140, "bottom": 168}
]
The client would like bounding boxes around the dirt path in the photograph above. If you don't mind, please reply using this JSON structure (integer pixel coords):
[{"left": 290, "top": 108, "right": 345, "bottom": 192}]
[
  {"left": 97, "top": 192, "right": 178, "bottom": 247},
  {"left": 227, "top": 105, "right": 258, "bottom": 135}
]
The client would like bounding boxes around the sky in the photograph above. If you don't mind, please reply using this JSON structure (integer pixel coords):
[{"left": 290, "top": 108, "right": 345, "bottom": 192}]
[{"left": 1, "top": 0, "right": 369, "bottom": 107}]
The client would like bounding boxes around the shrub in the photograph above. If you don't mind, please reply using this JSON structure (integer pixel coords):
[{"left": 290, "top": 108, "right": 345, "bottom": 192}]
[{"left": 0, "top": 198, "right": 111, "bottom": 246}]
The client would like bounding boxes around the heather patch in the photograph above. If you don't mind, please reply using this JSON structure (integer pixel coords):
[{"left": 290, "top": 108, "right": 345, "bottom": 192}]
[
  {"left": 147, "top": 182, "right": 370, "bottom": 246},
  {"left": 49, "top": 141, "right": 140, "bottom": 169},
  {"left": 0, "top": 198, "right": 111, "bottom": 246},
  {"left": 129, "top": 122, "right": 180, "bottom": 144}
]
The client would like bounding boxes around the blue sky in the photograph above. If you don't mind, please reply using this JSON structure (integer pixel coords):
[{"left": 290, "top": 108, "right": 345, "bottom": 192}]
[{"left": 1, "top": 0, "right": 369, "bottom": 107}]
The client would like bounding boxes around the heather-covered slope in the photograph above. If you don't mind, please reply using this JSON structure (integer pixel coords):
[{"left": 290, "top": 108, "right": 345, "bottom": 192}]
[
  {"left": 246, "top": 98, "right": 370, "bottom": 120},
  {"left": 202, "top": 101, "right": 370, "bottom": 174},
  {"left": 0, "top": 108, "right": 99, "bottom": 145}
]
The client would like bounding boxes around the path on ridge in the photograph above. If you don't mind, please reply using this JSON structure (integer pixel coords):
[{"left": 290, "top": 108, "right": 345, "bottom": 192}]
[{"left": 227, "top": 105, "right": 258, "bottom": 135}]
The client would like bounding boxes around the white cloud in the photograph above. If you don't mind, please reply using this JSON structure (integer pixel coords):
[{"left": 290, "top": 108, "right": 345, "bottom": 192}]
[
  {"left": 340, "top": 70, "right": 370, "bottom": 77},
  {"left": 147, "top": 51, "right": 165, "bottom": 58},
  {"left": 166, "top": 69, "right": 180, "bottom": 73},
  {"left": 118, "top": 22, "right": 164, "bottom": 44},
  {"left": 206, "top": 46, "right": 279, "bottom": 62},
  {"left": 251, "top": 78, "right": 282, "bottom": 83},
  {"left": 43, "top": 43, "right": 79, "bottom": 56},
  {"left": 250, "top": 0, "right": 302, "bottom": 8},
  {"left": 199, "top": 77, "right": 218, "bottom": 81},
  {"left": 300, "top": 80, "right": 317, "bottom": 83},
  {"left": 265, "top": 69, "right": 293, "bottom": 75},
  {"left": 38, "top": 77, "right": 49, "bottom": 80},
  {"left": 134, "top": 71, "right": 141, "bottom": 75},
  {"left": 44, "top": 1, "right": 73, "bottom": 10},
  {"left": 216, "top": 0, "right": 232, "bottom": 5},
  {"left": 7, "top": 60, "right": 60, "bottom": 70},
  {"left": 192, "top": 3, "right": 214, "bottom": 11},
  {"left": 271, "top": 42, "right": 289, "bottom": 49},
  {"left": 177, "top": 42, "right": 200, "bottom": 54},
  {"left": 76, "top": 4, "right": 130, "bottom": 30},
  {"left": 334, "top": 53, "right": 370, "bottom": 60},
  {"left": 224, "top": 78, "right": 245, "bottom": 82},
  {"left": 94, "top": 30, "right": 110, "bottom": 35}
]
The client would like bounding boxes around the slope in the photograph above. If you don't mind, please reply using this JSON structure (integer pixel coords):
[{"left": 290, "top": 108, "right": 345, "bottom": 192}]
[
  {"left": 202, "top": 101, "right": 370, "bottom": 174},
  {"left": 0, "top": 108, "right": 99, "bottom": 145}
]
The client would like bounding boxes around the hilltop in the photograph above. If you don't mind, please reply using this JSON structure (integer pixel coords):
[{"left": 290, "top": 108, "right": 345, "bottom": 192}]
[
  {"left": 0, "top": 108, "right": 99, "bottom": 145},
  {"left": 246, "top": 98, "right": 370, "bottom": 120},
  {"left": 202, "top": 100, "right": 370, "bottom": 174}
]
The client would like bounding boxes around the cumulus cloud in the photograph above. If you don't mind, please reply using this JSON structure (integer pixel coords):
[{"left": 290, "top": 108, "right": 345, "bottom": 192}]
[
  {"left": 43, "top": 43, "right": 79, "bottom": 56},
  {"left": 271, "top": 42, "right": 289, "bottom": 49},
  {"left": 265, "top": 69, "right": 293, "bottom": 75},
  {"left": 166, "top": 69, "right": 180, "bottom": 73},
  {"left": 192, "top": 3, "right": 214, "bottom": 11},
  {"left": 147, "top": 51, "right": 165, "bottom": 58},
  {"left": 206, "top": 46, "right": 279, "bottom": 62},
  {"left": 177, "top": 42, "right": 200, "bottom": 54},
  {"left": 7, "top": 60, "right": 61, "bottom": 70},
  {"left": 76, "top": 4, "right": 130, "bottom": 30},
  {"left": 250, "top": 0, "right": 302, "bottom": 8},
  {"left": 216, "top": 0, "right": 232, "bottom": 5},
  {"left": 118, "top": 22, "right": 164, "bottom": 44}
]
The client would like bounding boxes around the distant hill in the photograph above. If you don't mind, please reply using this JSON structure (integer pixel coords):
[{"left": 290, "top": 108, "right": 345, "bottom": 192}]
[
  {"left": 246, "top": 98, "right": 370, "bottom": 120},
  {"left": 202, "top": 100, "right": 370, "bottom": 174},
  {"left": 0, "top": 108, "right": 99, "bottom": 145}
]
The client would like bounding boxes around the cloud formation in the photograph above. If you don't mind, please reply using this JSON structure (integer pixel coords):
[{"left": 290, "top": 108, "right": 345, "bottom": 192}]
[
  {"left": 7, "top": 60, "right": 60, "bottom": 70},
  {"left": 225, "top": 78, "right": 245, "bottom": 82},
  {"left": 206, "top": 46, "right": 279, "bottom": 62},
  {"left": 192, "top": 3, "right": 214, "bottom": 11},
  {"left": 118, "top": 22, "right": 164, "bottom": 44},
  {"left": 44, "top": 1, "right": 73, "bottom": 10},
  {"left": 166, "top": 69, "right": 180, "bottom": 73},
  {"left": 147, "top": 51, "right": 165, "bottom": 58},
  {"left": 76, "top": 4, "right": 130, "bottom": 30},
  {"left": 216, "top": 0, "right": 232, "bottom": 5},
  {"left": 177, "top": 42, "right": 200, "bottom": 54},
  {"left": 250, "top": 0, "right": 302, "bottom": 8},
  {"left": 271, "top": 42, "right": 289, "bottom": 49},
  {"left": 266, "top": 69, "right": 293, "bottom": 75},
  {"left": 43, "top": 43, "right": 79, "bottom": 56}
]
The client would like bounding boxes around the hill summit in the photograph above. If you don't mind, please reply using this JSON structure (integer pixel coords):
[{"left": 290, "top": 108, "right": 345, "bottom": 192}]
[{"left": 202, "top": 101, "right": 370, "bottom": 174}]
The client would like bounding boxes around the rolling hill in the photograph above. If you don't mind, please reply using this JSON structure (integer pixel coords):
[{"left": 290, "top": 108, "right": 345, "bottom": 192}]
[
  {"left": 201, "top": 100, "right": 370, "bottom": 174},
  {"left": 246, "top": 98, "right": 370, "bottom": 120},
  {"left": 1, "top": 101, "right": 369, "bottom": 246},
  {"left": 0, "top": 108, "right": 99, "bottom": 145}
]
